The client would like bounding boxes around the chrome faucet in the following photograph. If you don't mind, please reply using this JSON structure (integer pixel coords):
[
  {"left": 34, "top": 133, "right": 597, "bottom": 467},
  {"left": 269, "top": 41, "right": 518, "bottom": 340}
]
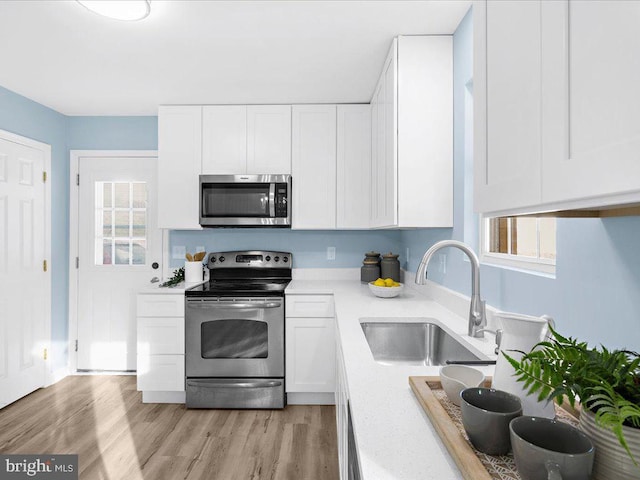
[{"left": 415, "top": 240, "right": 487, "bottom": 338}]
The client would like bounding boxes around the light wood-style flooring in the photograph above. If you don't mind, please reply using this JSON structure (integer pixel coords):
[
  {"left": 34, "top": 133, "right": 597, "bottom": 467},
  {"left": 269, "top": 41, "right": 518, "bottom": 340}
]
[{"left": 0, "top": 376, "right": 339, "bottom": 480}]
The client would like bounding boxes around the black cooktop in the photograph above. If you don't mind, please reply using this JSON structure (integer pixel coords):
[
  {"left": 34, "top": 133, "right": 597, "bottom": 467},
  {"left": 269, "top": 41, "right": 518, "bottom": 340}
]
[
  {"left": 185, "top": 250, "right": 292, "bottom": 298},
  {"left": 185, "top": 279, "right": 290, "bottom": 297}
]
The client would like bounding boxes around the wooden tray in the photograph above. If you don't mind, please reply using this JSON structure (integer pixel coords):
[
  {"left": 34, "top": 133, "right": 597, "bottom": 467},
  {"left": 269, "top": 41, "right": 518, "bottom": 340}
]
[{"left": 409, "top": 376, "right": 579, "bottom": 480}]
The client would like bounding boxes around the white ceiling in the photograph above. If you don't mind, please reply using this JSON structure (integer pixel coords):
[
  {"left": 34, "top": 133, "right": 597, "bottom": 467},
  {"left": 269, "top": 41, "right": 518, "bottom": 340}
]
[{"left": 0, "top": 0, "right": 471, "bottom": 116}]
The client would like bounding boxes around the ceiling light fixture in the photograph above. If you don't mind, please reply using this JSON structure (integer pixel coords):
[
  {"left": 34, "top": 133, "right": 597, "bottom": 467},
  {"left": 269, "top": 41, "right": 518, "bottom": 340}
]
[{"left": 77, "top": 0, "right": 151, "bottom": 21}]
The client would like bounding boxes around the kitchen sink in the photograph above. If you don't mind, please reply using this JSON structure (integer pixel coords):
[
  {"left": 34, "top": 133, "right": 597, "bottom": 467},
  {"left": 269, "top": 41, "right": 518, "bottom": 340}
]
[{"left": 359, "top": 318, "right": 482, "bottom": 366}]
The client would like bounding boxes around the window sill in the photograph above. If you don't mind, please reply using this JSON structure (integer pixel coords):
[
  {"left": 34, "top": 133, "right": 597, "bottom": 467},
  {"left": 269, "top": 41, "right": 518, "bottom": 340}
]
[{"left": 480, "top": 253, "right": 556, "bottom": 279}]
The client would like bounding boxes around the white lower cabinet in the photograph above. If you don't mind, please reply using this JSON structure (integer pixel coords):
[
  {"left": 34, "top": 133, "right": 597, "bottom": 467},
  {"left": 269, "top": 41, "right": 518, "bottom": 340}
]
[
  {"left": 285, "top": 294, "right": 335, "bottom": 404},
  {"left": 335, "top": 335, "right": 349, "bottom": 480},
  {"left": 136, "top": 293, "right": 185, "bottom": 403}
]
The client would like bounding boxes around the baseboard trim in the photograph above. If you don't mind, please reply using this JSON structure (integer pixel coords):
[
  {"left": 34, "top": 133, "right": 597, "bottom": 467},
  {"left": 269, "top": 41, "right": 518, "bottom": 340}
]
[
  {"left": 142, "top": 391, "right": 186, "bottom": 404},
  {"left": 287, "top": 392, "right": 335, "bottom": 405}
]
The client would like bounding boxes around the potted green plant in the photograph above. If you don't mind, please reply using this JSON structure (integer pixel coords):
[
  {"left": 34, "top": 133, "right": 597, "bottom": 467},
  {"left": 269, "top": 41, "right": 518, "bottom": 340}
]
[{"left": 504, "top": 327, "right": 640, "bottom": 480}]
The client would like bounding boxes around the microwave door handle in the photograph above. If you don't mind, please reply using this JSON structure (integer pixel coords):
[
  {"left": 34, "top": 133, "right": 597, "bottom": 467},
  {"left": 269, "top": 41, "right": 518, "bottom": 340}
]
[{"left": 269, "top": 183, "right": 275, "bottom": 217}]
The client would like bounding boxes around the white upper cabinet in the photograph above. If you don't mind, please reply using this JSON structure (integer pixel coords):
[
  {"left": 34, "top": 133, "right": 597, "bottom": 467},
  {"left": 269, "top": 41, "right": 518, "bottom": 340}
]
[
  {"left": 370, "top": 42, "right": 398, "bottom": 228},
  {"left": 336, "top": 105, "right": 371, "bottom": 229},
  {"left": 474, "top": 1, "right": 542, "bottom": 214},
  {"left": 292, "top": 105, "right": 337, "bottom": 230},
  {"left": 542, "top": 0, "right": 640, "bottom": 207},
  {"left": 371, "top": 36, "right": 453, "bottom": 228},
  {"left": 202, "top": 106, "right": 247, "bottom": 174},
  {"left": 247, "top": 105, "right": 292, "bottom": 174},
  {"left": 157, "top": 106, "right": 202, "bottom": 229},
  {"left": 475, "top": 0, "right": 640, "bottom": 216},
  {"left": 202, "top": 105, "right": 291, "bottom": 175}
]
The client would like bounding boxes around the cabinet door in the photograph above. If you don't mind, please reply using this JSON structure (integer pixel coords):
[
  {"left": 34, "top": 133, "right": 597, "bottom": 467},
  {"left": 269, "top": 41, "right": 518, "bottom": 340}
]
[
  {"left": 202, "top": 106, "right": 247, "bottom": 174},
  {"left": 337, "top": 105, "right": 371, "bottom": 229},
  {"left": 291, "top": 105, "right": 337, "bottom": 229},
  {"left": 157, "top": 106, "right": 202, "bottom": 229},
  {"left": 474, "top": 1, "right": 542, "bottom": 214},
  {"left": 246, "top": 105, "right": 292, "bottom": 174},
  {"left": 370, "top": 40, "right": 398, "bottom": 228},
  {"left": 137, "top": 354, "right": 185, "bottom": 391},
  {"left": 336, "top": 338, "right": 349, "bottom": 480},
  {"left": 542, "top": 0, "right": 640, "bottom": 205},
  {"left": 137, "top": 317, "right": 185, "bottom": 355},
  {"left": 285, "top": 317, "right": 336, "bottom": 393},
  {"left": 397, "top": 36, "right": 453, "bottom": 227}
]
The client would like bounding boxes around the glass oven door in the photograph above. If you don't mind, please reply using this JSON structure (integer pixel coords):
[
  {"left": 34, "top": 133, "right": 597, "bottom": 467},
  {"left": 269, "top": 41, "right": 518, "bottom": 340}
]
[{"left": 185, "top": 297, "right": 284, "bottom": 378}]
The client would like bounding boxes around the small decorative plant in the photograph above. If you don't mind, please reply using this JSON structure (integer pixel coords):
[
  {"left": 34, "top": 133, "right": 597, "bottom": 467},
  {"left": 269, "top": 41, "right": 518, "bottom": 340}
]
[
  {"left": 504, "top": 326, "right": 640, "bottom": 465},
  {"left": 160, "top": 267, "right": 185, "bottom": 287}
]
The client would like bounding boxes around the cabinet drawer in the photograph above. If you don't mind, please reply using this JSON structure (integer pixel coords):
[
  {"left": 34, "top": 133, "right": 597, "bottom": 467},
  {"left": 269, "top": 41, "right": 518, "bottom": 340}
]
[
  {"left": 286, "top": 295, "right": 334, "bottom": 318},
  {"left": 137, "top": 317, "right": 184, "bottom": 355},
  {"left": 137, "top": 354, "right": 185, "bottom": 392},
  {"left": 137, "top": 294, "right": 184, "bottom": 317}
]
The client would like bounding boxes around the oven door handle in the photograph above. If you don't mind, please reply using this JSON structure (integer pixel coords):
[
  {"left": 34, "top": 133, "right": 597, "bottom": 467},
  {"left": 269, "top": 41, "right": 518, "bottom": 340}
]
[
  {"left": 188, "top": 379, "right": 282, "bottom": 389},
  {"left": 188, "top": 301, "right": 282, "bottom": 309}
]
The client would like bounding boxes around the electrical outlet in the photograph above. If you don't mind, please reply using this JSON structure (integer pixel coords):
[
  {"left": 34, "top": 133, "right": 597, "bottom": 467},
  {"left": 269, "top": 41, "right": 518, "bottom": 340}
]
[
  {"left": 172, "top": 245, "right": 186, "bottom": 259},
  {"left": 405, "top": 247, "right": 410, "bottom": 266},
  {"left": 327, "top": 246, "right": 336, "bottom": 261}
]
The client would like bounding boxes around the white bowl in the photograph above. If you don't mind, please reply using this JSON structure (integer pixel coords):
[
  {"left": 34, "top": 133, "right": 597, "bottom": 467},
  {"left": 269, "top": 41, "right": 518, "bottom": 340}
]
[
  {"left": 439, "top": 365, "right": 486, "bottom": 407},
  {"left": 368, "top": 282, "right": 404, "bottom": 298}
]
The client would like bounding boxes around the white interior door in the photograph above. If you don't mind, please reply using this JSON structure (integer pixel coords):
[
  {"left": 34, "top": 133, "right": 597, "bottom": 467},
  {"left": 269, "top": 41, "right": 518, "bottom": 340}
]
[
  {"left": 0, "top": 136, "right": 48, "bottom": 408},
  {"left": 77, "top": 156, "right": 161, "bottom": 371}
]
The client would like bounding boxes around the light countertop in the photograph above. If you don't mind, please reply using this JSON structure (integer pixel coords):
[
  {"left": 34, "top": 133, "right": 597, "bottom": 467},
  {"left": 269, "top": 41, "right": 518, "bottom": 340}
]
[
  {"left": 286, "top": 278, "right": 498, "bottom": 480},
  {"left": 138, "top": 280, "right": 205, "bottom": 294}
]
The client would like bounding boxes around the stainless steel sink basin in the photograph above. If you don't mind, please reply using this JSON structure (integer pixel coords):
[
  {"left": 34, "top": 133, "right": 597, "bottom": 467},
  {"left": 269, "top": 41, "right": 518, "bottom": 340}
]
[{"left": 360, "top": 319, "right": 482, "bottom": 366}]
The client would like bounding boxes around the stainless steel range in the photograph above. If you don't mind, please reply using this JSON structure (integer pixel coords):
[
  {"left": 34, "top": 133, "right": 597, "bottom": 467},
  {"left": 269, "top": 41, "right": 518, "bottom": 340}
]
[{"left": 185, "top": 250, "right": 292, "bottom": 409}]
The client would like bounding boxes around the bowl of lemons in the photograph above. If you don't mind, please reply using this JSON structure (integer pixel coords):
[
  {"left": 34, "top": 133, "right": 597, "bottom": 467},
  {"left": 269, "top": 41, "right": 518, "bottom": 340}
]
[{"left": 368, "top": 278, "right": 403, "bottom": 298}]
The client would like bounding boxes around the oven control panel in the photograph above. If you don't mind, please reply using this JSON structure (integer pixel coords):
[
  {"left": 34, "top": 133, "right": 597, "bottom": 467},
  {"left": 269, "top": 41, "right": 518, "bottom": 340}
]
[{"left": 207, "top": 250, "right": 292, "bottom": 269}]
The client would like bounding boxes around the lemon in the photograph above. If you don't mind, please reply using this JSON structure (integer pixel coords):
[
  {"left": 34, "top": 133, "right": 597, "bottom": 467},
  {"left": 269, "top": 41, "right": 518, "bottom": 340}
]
[
  {"left": 373, "top": 279, "right": 386, "bottom": 287},
  {"left": 384, "top": 278, "right": 394, "bottom": 287}
]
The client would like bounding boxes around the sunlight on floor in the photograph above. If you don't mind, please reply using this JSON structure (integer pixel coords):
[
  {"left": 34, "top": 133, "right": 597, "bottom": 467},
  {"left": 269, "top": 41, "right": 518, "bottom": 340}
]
[{"left": 89, "top": 376, "right": 143, "bottom": 479}]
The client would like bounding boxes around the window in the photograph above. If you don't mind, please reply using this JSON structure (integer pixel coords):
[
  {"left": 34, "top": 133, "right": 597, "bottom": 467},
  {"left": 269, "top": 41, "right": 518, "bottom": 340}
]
[
  {"left": 95, "top": 181, "right": 147, "bottom": 266},
  {"left": 482, "top": 216, "right": 556, "bottom": 274}
]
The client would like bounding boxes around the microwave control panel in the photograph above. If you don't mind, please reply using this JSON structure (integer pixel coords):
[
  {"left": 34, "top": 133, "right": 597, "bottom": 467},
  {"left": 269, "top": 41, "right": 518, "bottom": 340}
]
[{"left": 275, "top": 183, "right": 288, "bottom": 217}]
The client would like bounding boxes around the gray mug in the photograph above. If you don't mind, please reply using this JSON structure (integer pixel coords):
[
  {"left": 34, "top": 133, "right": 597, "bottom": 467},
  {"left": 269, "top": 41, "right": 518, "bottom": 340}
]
[
  {"left": 510, "top": 416, "right": 595, "bottom": 480},
  {"left": 460, "top": 387, "right": 523, "bottom": 455}
]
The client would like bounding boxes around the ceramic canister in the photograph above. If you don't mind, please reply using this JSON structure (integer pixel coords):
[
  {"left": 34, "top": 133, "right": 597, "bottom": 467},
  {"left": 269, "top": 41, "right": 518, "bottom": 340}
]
[
  {"left": 380, "top": 252, "right": 400, "bottom": 282},
  {"left": 361, "top": 251, "right": 381, "bottom": 283}
]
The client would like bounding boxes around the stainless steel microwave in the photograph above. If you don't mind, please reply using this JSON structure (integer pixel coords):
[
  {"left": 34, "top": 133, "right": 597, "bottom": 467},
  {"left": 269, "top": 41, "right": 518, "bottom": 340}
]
[{"left": 199, "top": 174, "right": 291, "bottom": 227}]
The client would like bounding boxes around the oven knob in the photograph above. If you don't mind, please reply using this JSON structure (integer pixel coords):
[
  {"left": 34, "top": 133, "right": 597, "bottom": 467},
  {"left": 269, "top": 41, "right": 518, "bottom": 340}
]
[
  {"left": 219, "top": 256, "right": 225, "bottom": 262},
  {"left": 274, "top": 256, "right": 280, "bottom": 262},
  {"left": 283, "top": 256, "right": 289, "bottom": 263},
  {"left": 210, "top": 256, "right": 216, "bottom": 263},
  {"left": 265, "top": 255, "right": 271, "bottom": 261}
]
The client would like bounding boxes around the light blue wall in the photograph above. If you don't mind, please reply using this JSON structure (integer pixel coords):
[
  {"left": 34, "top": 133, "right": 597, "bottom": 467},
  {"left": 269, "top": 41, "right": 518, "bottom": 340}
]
[
  {"left": 67, "top": 116, "right": 157, "bottom": 150},
  {"left": 169, "top": 229, "right": 401, "bottom": 270},
  {"left": 400, "top": 9, "right": 640, "bottom": 352}
]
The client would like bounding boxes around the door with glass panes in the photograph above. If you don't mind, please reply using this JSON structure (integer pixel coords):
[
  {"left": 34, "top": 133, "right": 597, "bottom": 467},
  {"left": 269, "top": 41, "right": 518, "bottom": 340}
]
[{"left": 77, "top": 156, "right": 161, "bottom": 371}]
